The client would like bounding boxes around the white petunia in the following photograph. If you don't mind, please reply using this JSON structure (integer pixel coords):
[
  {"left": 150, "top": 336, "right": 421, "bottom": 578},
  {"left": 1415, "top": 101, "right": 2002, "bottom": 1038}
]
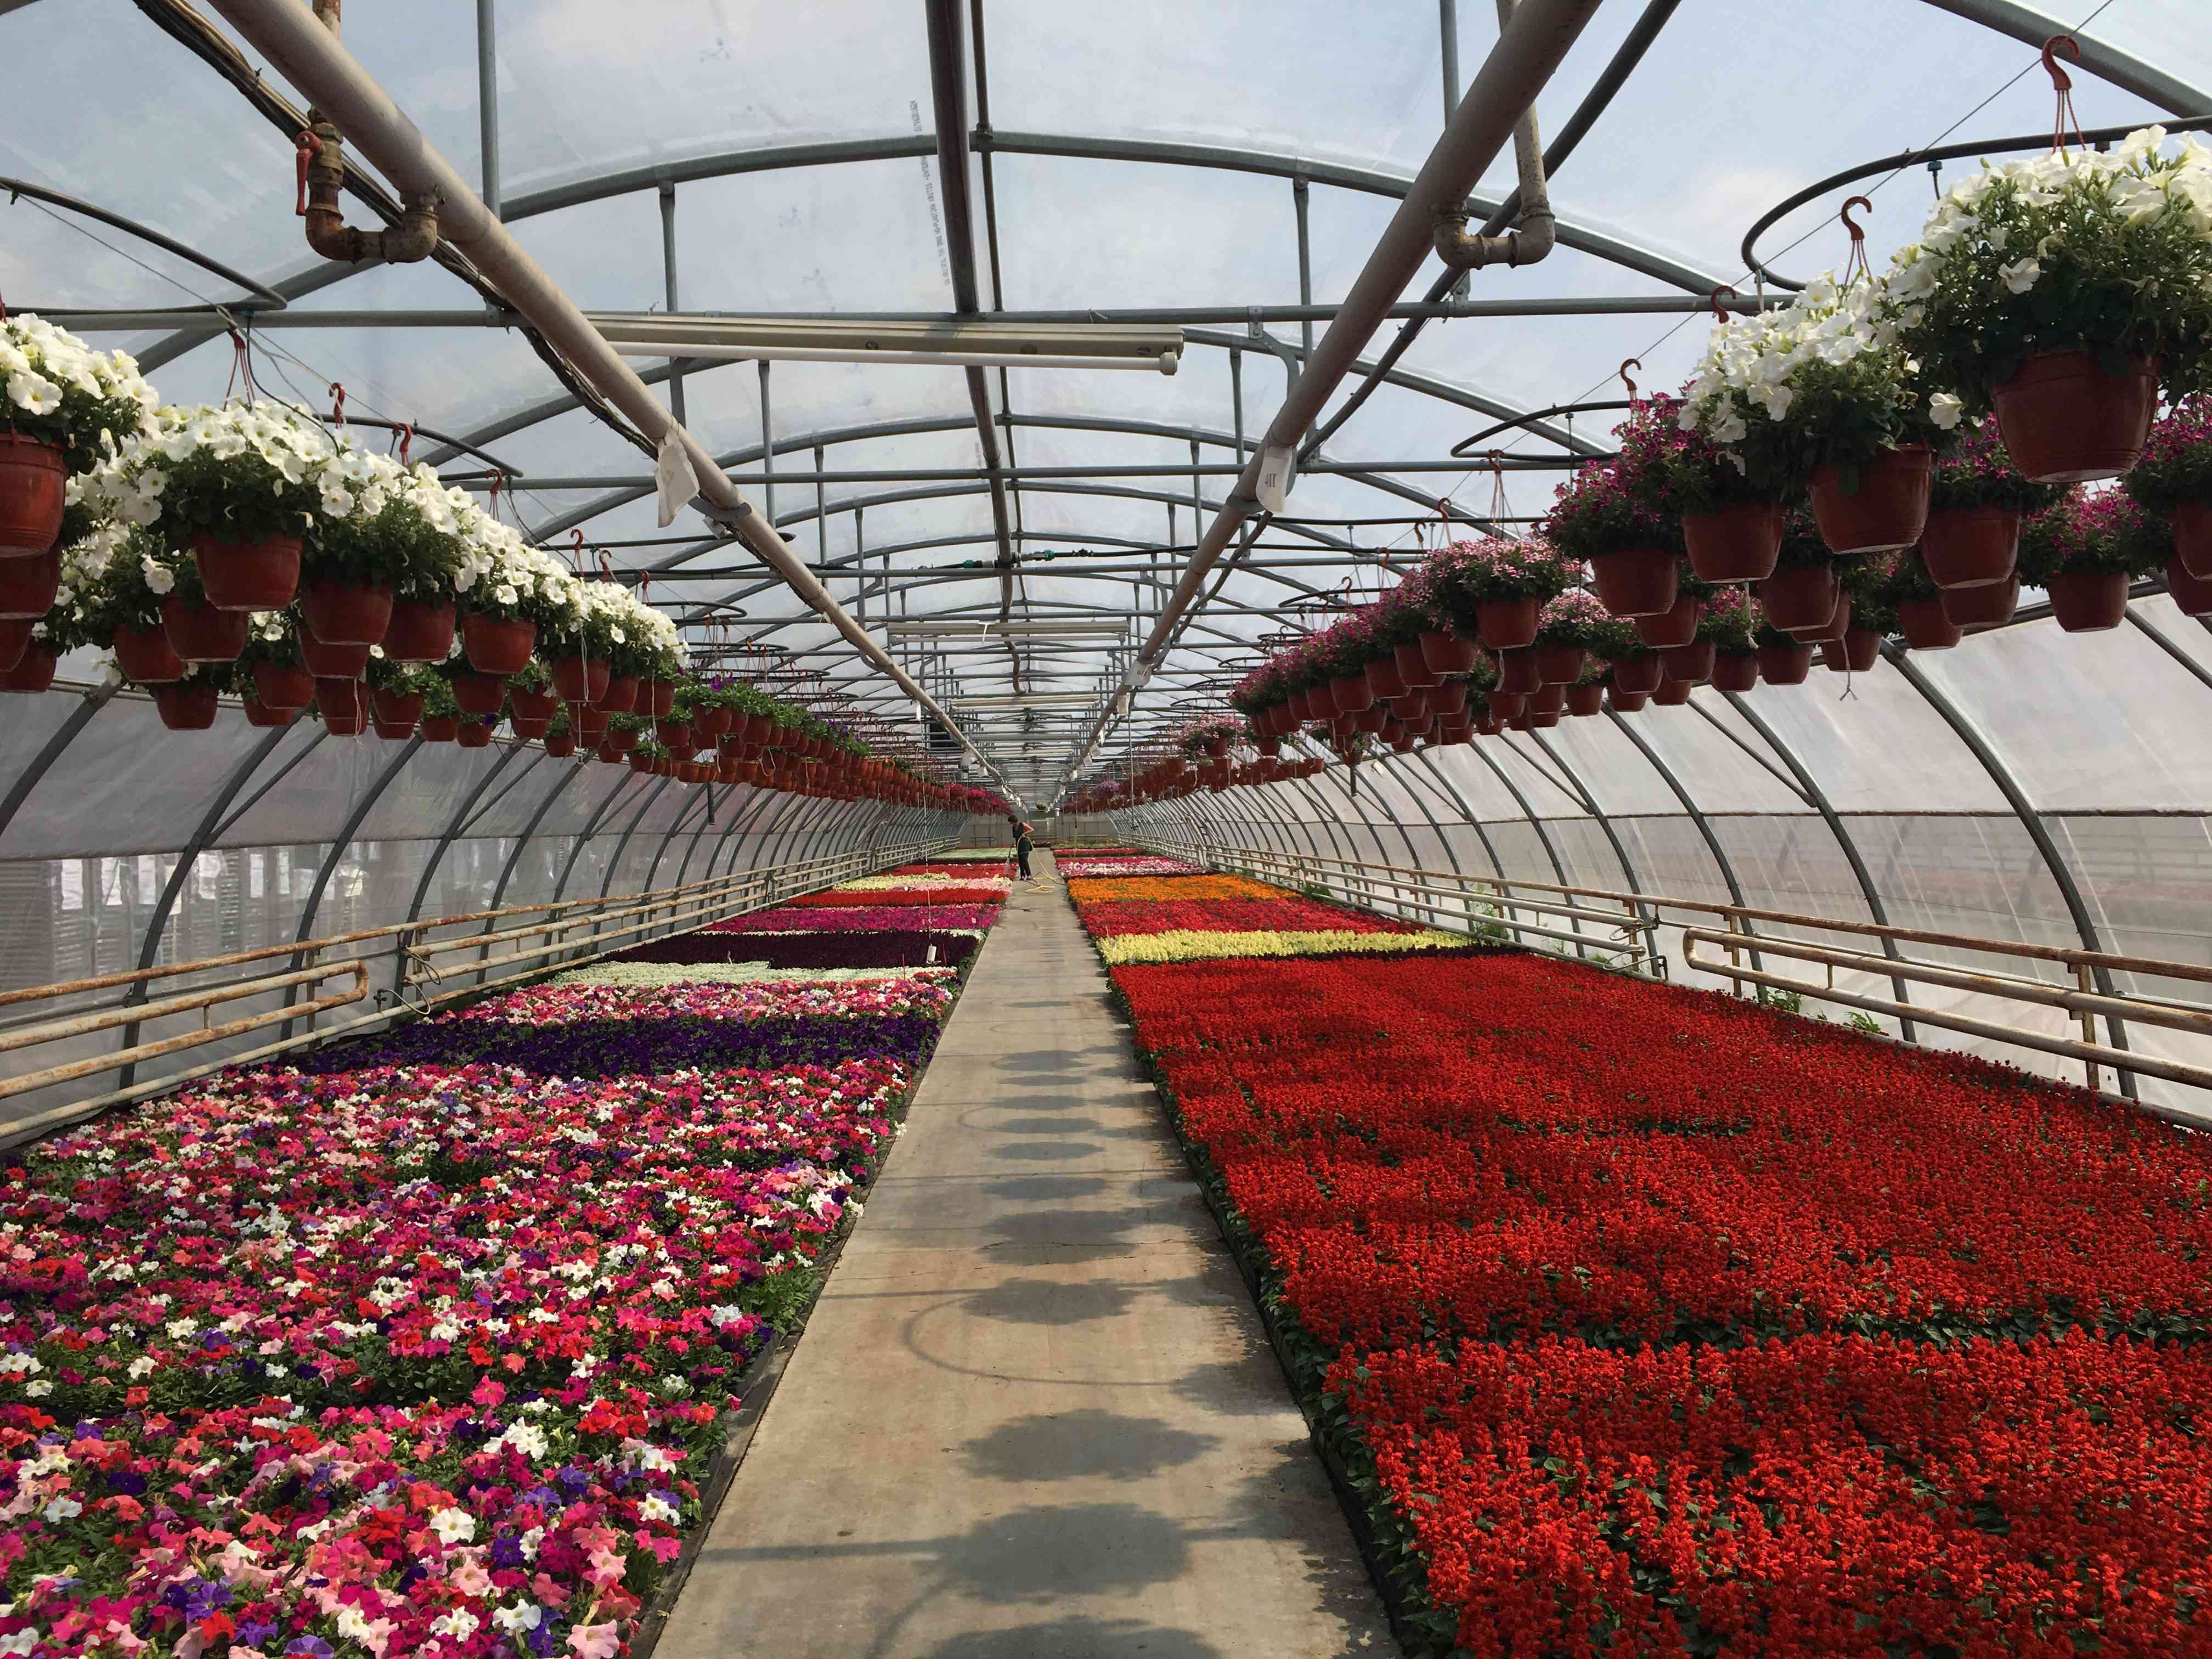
[{"left": 1928, "top": 391, "right": 1965, "bottom": 430}]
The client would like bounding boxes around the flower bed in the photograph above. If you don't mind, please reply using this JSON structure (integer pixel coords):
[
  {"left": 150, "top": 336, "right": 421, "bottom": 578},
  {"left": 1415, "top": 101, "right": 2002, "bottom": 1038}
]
[
  {"left": 1053, "top": 855, "right": 1203, "bottom": 878},
  {"left": 1072, "top": 894, "right": 2212, "bottom": 1654},
  {"left": 610, "top": 931, "right": 981, "bottom": 972},
  {"left": 1097, "top": 927, "right": 1469, "bottom": 966},
  {"left": 1, "top": 861, "right": 1006, "bottom": 1657},
  {"left": 556, "top": 963, "right": 961, "bottom": 989},
  {"left": 797, "top": 887, "right": 1010, "bottom": 909},
  {"left": 1064, "top": 874, "right": 1285, "bottom": 905},
  {"left": 1074, "top": 896, "right": 1425, "bottom": 939},
  {"left": 705, "top": 903, "right": 998, "bottom": 936}
]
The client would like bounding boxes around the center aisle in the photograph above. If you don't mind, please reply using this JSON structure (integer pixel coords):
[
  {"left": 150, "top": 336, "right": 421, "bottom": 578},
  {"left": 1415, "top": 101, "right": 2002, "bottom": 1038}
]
[{"left": 659, "top": 849, "right": 1389, "bottom": 1658}]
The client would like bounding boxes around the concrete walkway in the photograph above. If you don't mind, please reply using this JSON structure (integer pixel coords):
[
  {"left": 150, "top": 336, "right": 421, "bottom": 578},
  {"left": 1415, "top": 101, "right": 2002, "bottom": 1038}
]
[{"left": 658, "top": 851, "right": 1389, "bottom": 1659}]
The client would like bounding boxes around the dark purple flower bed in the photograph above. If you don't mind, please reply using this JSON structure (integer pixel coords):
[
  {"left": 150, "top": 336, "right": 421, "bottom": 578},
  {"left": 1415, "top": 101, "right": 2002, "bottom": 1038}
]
[
  {"left": 611, "top": 929, "right": 982, "bottom": 970},
  {"left": 295, "top": 1011, "right": 944, "bottom": 1079}
]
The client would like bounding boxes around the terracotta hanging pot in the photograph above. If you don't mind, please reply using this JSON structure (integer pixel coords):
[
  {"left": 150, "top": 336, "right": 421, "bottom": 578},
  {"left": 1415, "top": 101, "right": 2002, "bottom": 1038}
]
[
  {"left": 1609, "top": 653, "right": 1664, "bottom": 696},
  {"left": 1330, "top": 669, "right": 1375, "bottom": 714},
  {"left": 112, "top": 622, "right": 184, "bottom": 684},
  {"left": 1938, "top": 574, "right": 2019, "bottom": 631},
  {"left": 1919, "top": 507, "right": 2020, "bottom": 589},
  {"left": 1991, "top": 350, "right": 2158, "bottom": 482},
  {"left": 420, "top": 713, "right": 461, "bottom": 743},
  {"left": 550, "top": 654, "right": 611, "bottom": 706},
  {"left": 159, "top": 594, "right": 250, "bottom": 664},
  {"left": 573, "top": 708, "right": 611, "bottom": 743},
  {"left": 297, "top": 631, "right": 371, "bottom": 679},
  {"left": 1755, "top": 641, "right": 1814, "bottom": 685},
  {"left": 382, "top": 596, "right": 457, "bottom": 663},
  {"left": 1808, "top": 444, "right": 1932, "bottom": 555},
  {"left": 606, "top": 724, "right": 640, "bottom": 754},
  {"left": 1489, "top": 691, "right": 1527, "bottom": 720},
  {"left": 692, "top": 704, "right": 734, "bottom": 738},
  {"left": 0, "top": 434, "right": 67, "bottom": 558},
  {"left": 371, "top": 688, "right": 425, "bottom": 728},
  {"left": 1392, "top": 689, "right": 1434, "bottom": 723},
  {"left": 1651, "top": 676, "right": 1695, "bottom": 706},
  {"left": 1, "top": 644, "right": 59, "bottom": 694},
  {"left": 460, "top": 612, "right": 537, "bottom": 675},
  {"left": 1353, "top": 705, "right": 1388, "bottom": 735},
  {"left": 656, "top": 719, "right": 696, "bottom": 753},
  {"left": 1530, "top": 642, "right": 1587, "bottom": 685},
  {"left": 597, "top": 674, "right": 640, "bottom": 713},
  {"left": 242, "top": 697, "right": 296, "bottom": 730},
  {"left": 1710, "top": 651, "right": 1759, "bottom": 692},
  {"left": 1474, "top": 596, "right": 1540, "bottom": 651},
  {"left": 545, "top": 733, "right": 578, "bottom": 759},
  {"left": 1659, "top": 640, "right": 1716, "bottom": 684},
  {"left": 191, "top": 532, "right": 302, "bottom": 612},
  {"left": 1417, "top": 629, "right": 1478, "bottom": 676},
  {"left": 457, "top": 719, "right": 494, "bottom": 749},
  {"left": 740, "top": 713, "right": 774, "bottom": 746},
  {"left": 371, "top": 713, "right": 417, "bottom": 740},
  {"left": 1528, "top": 681, "right": 1566, "bottom": 715},
  {"left": 300, "top": 582, "right": 395, "bottom": 647},
  {"left": 250, "top": 661, "right": 314, "bottom": 710},
  {"left": 1475, "top": 708, "right": 1506, "bottom": 735},
  {"left": 449, "top": 672, "right": 505, "bottom": 716},
  {"left": 1606, "top": 689, "right": 1649, "bottom": 713},
  {"left": 0, "top": 618, "right": 27, "bottom": 673},
  {"left": 1683, "top": 501, "right": 1786, "bottom": 582},
  {"left": 1365, "top": 654, "right": 1409, "bottom": 700},
  {"left": 321, "top": 699, "right": 369, "bottom": 736},
  {"left": 1758, "top": 562, "right": 1841, "bottom": 634},
  {"left": 1565, "top": 681, "right": 1605, "bottom": 716},
  {"left": 0, "top": 544, "right": 61, "bottom": 618},
  {"left": 1790, "top": 591, "right": 1853, "bottom": 645},
  {"left": 645, "top": 679, "right": 677, "bottom": 718},
  {"left": 2166, "top": 556, "right": 2212, "bottom": 617},
  {"left": 1633, "top": 592, "right": 1701, "bottom": 649},
  {"left": 1429, "top": 680, "right": 1469, "bottom": 716},
  {"left": 1496, "top": 647, "right": 1541, "bottom": 695},
  {"left": 1836, "top": 626, "right": 1883, "bottom": 672},
  {"left": 1396, "top": 640, "right": 1443, "bottom": 687},
  {"left": 1588, "top": 548, "right": 1680, "bottom": 617},
  {"left": 150, "top": 682, "right": 220, "bottom": 731},
  {"left": 2044, "top": 569, "right": 2130, "bottom": 634},
  {"left": 1895, "top": 598, "right": 1962, "bottom": 651},
  {"left": 2172, "top": 503, "right": 2212, "bottom": 580}
]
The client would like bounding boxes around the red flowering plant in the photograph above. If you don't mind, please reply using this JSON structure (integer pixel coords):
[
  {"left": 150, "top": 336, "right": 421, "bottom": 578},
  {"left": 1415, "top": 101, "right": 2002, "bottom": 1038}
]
[
  {"left": 1420, "top": 535, "right": 1576, "bottom": 623},
  {"left": 1541, "top": 400, "right": 1686, "bottom": 562},
  {"left": 1528, "top": 586, "right": 1613, "bottom": 650},
  {"left": 2123, "top": 397, "right": 2212, "bottom": 515},
  {"left": 1927, "top": 419, "right": 2067, "bottom": 512},
  {"left": 2016, "top": 488, "right": 2169, "bottom": 583},
  {"left": 1359, "top": 563, "right": 1442, "bottom": 654},
  {"left": 1698, "top": 582, "right": 1759, "bottom": 650}
]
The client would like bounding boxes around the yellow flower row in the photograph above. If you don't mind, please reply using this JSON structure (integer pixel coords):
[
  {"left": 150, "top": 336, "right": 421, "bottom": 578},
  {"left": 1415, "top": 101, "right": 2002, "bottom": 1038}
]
[
  {"left": 1096, "top": 927, "right": 1469, "bottom": 966},
  {"left": 1068, "top": 874, "right": 1287, "bottom": 905}
]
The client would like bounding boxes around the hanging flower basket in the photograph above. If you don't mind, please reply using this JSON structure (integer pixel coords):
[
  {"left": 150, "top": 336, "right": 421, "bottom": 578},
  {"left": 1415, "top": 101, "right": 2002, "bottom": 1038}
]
[
  {"left": 1365, "top": 654, "right": 1409, "bottom": 700},
  {"left": 1756, "top": 640, "right": 1814, "bottom": 685},
  {"left": 1683, "top": 503, "right": 1786, "bottom": 582},
  {"left": 0, "top": 619, "right": 25, "bottom": 673},
  {"left": 544, "top": 731, "right": 578, "bottom": 758},
  {"left": 112, "top": 622, "right": 184, "bottom": 684},
  {"left": 1392, "top": 690, "right": 1434, "bottom": 724},
  {"left": 301, "top": 582, "right": 395, "bottom": 647},
  {"left": 1921, "top": 508, "right": 2021, "bottom": 589},
  {"left": 191, "top": 532, "right": 302, "bottom": 612},
  {"left": 597, "top": 674, "right": 640, "bottom": 713},
  {"left": 1472, "top": 597, "right": 1538, "bottom": 650},
  {"left": 371, "top": 688, "right": 425, "bottom": 729},
  {"left": 159, "top": 594, "right": 249, "bottom": 664},
  {"left": 251, "top": 661, "right": 315, "bottom": 710},
  {"left": 241, "top": 696, "right": 295, "bottom": 729},
  {"left": 1711, "top": 651, "right": 1759, "bottom": 692},
  {"left": 1660, "top": 640, "right": 1716, "bottom": 684},
  {"left": 645, "top": 679, "right": 678, "bottom": 718},
  {"left": 1329, "top": 669, "right": 1375, "bottom": 714},
  {"left": 1993, "top": 352, "right": 2159, "bottom": 483},
  {"left": 1495, "top": 648, "right": 1541, "bottom": 696},
  {"left": 1895, "top": 597, "right": 1963, "bottom": 651},
  {"left": 457, "top": 719, "right": 494, "bottom": 749},
  {"left": 1633, "top": 592, "right": 1701, "bottom": 649},
  {"left": 0, "top": 545, "right": 61, "bottom": 620},
  {"left": 692, "top": 703, "right": 735, "bottom": 738},
  {"left": 1564, "top": 681, "right": 1605, "bottom": 716},
  {"left": 1396, "top": 638, "right": 1443, "bottom": 683},
  {"left": 1838, "top": 625, "right": 1883, "bottom": 671},
  {"left": 1, "top": 643, "right": 59, "bottom": 693},
  {"left": 420, "top": 713, "right": 460, "bottom": 743},
  {"left": 449, "top": 670, "right": 506, "bottom": 717},
  {"left": 2165, "top": 557, "right": 2212, "bottom": 616},
  {"left": 461, "top": 611, "right": 537, "bottom": 675},
  {"left": 1938, "top": 575, "right": 2019, "bottom": 630},
  {"left": 550, "top": 653, "right": 611, "bottom": 706},
  {"left": 0, "top": 433, "right": 69, "bottom": 558},
  {"left": 2015, "top": 492, "right": 2159, "bottom": 633},
  {"left": 1790, "top": 591, "right": 1854, "bottom": 645},
  {"left": 1587, "top": 549, "right": 1680, "bottom": 617},
  {"left": 510, "top": 686, "right": 558, "bottom": 724},
  {"left": 382, "top": 596, "right": 457, "bottom": 663},
  {"left": 572, "top": 707, "right": 611, "bottom": 743},
  {"left": 2171, "top": 503, "right": 2212, "bottom": 579},
  {"left": 1758, "top": 563, "right": 1841, "bottom": 634},
  {"left": 1809, "top": 445, "right": 1933, "bottom": 555},
  {"left": 1609, "top": 653, "right": 1664, "bottom": 696},
  {"left": 2044, "top": 571, "right": 2131, "bottom": 633},
  {"left": 150, "top": 681, "right": 219, "bottom": 731},
  {"left": 1606, "top": 688, "right": 1649, "bottom": 713},
  {"left": 1651, "top": 677, "right": 1695, "bottom": 706}
]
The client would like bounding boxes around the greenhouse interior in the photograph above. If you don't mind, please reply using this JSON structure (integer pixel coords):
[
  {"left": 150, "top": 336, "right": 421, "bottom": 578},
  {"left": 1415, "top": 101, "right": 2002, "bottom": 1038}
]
[{"left": 6, "top": 0, "right": 2212, "bottom": 1654}]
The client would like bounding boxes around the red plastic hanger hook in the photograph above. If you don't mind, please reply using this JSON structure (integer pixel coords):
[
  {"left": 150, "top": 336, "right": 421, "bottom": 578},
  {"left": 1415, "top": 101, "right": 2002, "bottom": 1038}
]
[
  {"left": 294, "top": 132, "right": 320, "bottom": 217},
  {"left": 1618, "top": 358, "right": 1641, "bottom": 403},
  {"left": 328, "top": 382, "right": 347, "bottom": 428},
  {"left": 487, "top": 470, "right": 505, "bottom": 520},
  {"left": 395, "top": 422, "right": 413, "bottom": 467},
  {"left": 2043, "top": 35, "right": 2083, "bottom": 153},
  {"left": 569, "top": 528, "right": 587, "bottom": 572},
  {"left": 1709, "top": 285, "right": 1737, "bottom": 324},
  {"left": 1839, "top": 195, "right": 1873, "bottom": 285}
]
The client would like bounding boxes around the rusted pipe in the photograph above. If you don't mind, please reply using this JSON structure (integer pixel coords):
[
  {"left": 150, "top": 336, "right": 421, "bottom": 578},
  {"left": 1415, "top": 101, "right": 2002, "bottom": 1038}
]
[
  {"left": 291, "top": 0, "right": 441, "bottom": 266},
  {"left": 1434, "top": 0, "right": 1557, "bottom": 270}
]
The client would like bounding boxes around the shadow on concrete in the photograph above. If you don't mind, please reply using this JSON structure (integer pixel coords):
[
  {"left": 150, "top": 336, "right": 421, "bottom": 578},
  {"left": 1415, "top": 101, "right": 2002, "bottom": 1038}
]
[
  {"left": 919, "top": 1619, "right": 1225, "bottom": 1658},
  {"left": 962, "top": 1277, "right": 1139, "bottom": 1327},
  {"left": 989, "top": 1141, "right": 1104, "bottom": 1163},
  {"left": 957, "top": 1408, "right": 1221, "bottom": 1486},
  {"left": 979, "top": 1175, "right": 1110, "bottom": 1203}
]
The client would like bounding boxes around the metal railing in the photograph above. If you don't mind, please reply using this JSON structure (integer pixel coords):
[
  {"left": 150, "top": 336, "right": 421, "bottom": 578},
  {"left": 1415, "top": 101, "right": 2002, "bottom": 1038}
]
[
  {"left": 0, "top": 837, "right": 950, "bottom": 1144},
  {"left": 1138, "top": 837, "right": 2212, "bottom": 1111}
]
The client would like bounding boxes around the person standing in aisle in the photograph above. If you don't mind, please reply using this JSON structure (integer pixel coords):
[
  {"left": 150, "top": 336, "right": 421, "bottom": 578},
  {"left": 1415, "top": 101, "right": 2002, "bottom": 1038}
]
[{"left": 1013, "top": 816, "right": 1042, "bottom": 886}]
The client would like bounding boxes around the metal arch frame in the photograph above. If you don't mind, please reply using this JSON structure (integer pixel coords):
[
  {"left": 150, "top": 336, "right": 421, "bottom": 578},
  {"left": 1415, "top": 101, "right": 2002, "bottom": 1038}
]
[
  {"left": 594, "top": 777, "right": 678, "bottom": 905},
  {"left": 1285, "top": 737, "right": 1397, "bottom": 866},
  {"left": 1453, "top": 731, "right": 1591, "bottom": 956},
  {"left": 4, "top": 172, "right": 289, "bottom": 312},
  {"left": 401, "top": 742, "right": 535, "bottom": 927},
  {"left": 1882, "top": 644, "right": 2137, "bottom": 1099},
  {"left": 1407, "top": 747, "right": 1515, "bottom": 884},
  {"left": 0, "top": 683, "right": 120, "bottom": 851},
  {"left": 1600, "top": 706, "right": 1763, "bottom": 973},
  {"left": 1524, "top": 725, "right": 1662, "bottom": 953},
  {"left": 1716, "top": 691, "right": 1917, "bottom": 1037},
  {"left": 277, "top": 735, "right": 424, "bottom": 1039},
  {"left": 706, "top": 786, "right": 799, "bottom": 882},
  {"left": 115, "top": 723, "right": 294, "bottom": 1087},
  {"left": 639, "top": 781, "right": 721, "bottom": 896},
  {"left": 548, "top": 771, "right": 649, "bottom": 906},
  {"left": 483, "top": 759, "right": 592, "bottom": 913},
  {"left": 204, "top": 727, "right": 334, "bottom": 841}
]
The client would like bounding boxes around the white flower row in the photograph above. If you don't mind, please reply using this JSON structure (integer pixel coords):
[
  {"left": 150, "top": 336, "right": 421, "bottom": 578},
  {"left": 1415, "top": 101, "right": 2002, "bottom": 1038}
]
[{"left": 0, "top": 313, "right": 156, "bottom": 433}]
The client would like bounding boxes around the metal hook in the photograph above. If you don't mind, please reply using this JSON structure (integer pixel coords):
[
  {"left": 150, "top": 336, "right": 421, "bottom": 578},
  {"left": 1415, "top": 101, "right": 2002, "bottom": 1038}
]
[{"left": 1618, "top": 358, "right": 1641, "bottom": 402}]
